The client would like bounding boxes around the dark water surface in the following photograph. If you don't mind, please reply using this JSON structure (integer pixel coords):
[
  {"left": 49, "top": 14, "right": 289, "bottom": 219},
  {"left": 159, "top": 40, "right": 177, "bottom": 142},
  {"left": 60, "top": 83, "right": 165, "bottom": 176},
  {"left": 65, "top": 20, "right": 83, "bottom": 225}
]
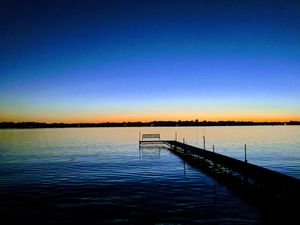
[{"left": 1, "top": 127, "right": 299, "bottom": 224}]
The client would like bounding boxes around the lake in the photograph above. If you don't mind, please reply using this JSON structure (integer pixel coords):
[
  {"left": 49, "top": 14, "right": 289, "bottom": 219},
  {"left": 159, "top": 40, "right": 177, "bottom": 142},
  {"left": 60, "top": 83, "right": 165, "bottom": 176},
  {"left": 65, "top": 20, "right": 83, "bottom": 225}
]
[{"left": 0, "top": 126, "right": 299, "bottom": 224}]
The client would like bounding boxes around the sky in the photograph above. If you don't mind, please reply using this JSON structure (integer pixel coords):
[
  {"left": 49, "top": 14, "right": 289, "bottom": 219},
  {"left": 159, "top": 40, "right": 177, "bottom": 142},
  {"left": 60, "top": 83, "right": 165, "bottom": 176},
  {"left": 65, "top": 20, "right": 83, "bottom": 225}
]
[{"left": 0, "top": 0, "right": 300, "bottom": 122}]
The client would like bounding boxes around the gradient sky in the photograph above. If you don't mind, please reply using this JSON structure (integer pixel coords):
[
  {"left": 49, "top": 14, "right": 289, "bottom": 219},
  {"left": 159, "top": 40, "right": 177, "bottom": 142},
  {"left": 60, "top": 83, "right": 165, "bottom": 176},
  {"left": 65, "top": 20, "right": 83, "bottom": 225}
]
[{"left": 1, "top": 0, "right": 300, "bottom": 122}]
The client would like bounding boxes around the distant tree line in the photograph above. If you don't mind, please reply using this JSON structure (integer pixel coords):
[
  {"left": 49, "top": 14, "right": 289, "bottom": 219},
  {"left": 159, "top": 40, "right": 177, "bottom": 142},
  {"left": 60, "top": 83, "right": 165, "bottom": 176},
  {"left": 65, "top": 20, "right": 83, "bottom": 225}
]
[{"left": 0, "top": 120, "right": 299, "bottom": 128}]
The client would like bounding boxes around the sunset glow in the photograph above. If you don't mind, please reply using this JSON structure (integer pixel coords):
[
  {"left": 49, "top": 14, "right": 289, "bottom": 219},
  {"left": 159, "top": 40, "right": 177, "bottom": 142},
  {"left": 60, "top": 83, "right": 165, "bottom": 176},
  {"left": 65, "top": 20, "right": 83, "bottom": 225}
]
[{"left": 1, "top": 0, "right": 299, "bottom": 123}]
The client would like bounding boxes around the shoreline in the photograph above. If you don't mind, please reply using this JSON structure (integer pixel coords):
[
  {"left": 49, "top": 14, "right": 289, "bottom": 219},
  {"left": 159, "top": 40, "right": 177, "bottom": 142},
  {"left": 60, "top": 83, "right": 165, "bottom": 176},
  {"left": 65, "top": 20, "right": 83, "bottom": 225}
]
[{"left": 1, "top": 121, "right": 300, "bottom": 129}]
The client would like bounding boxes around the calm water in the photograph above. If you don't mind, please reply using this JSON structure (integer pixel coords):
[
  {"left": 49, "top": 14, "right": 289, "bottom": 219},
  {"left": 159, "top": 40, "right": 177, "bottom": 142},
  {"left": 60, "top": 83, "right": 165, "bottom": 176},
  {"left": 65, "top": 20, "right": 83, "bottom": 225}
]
[{"left": 0, "top": 126, "right": 299, "bottom": 224}]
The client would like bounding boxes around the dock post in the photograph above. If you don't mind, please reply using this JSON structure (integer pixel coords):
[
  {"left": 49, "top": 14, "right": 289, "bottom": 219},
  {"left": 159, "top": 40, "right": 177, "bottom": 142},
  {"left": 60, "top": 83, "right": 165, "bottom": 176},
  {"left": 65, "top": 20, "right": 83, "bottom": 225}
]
[
  {"left": 183, "top": 138, "right": 185, "bottom": 144},
  {"left": 244, "top": 144, "right": 247, "bottom": 163},
  {"left": 175, "top": 132, "right": 177, "bottom": 141},
  {"left": 203, "top": 136, "right": 206, "bottom": 150},
  {"left": 139, "top": 132, "right": 141, "bottom": 148},
  {"left": 213, "top": 145, "right": 217, "bottom": 168}
]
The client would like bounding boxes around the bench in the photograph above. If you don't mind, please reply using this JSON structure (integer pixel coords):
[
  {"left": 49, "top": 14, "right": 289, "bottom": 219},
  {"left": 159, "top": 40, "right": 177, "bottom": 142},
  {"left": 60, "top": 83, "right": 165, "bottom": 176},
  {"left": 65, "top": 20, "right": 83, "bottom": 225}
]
[{"left": 141, "top": 133, "right": 160, "bottom": 141}]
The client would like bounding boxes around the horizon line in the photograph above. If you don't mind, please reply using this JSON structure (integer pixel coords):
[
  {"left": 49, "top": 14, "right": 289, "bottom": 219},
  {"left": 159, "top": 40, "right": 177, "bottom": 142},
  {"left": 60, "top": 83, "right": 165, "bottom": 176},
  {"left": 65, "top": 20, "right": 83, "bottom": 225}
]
[{"left": 1, "top": 120, "right": 300, "bottom": 124}]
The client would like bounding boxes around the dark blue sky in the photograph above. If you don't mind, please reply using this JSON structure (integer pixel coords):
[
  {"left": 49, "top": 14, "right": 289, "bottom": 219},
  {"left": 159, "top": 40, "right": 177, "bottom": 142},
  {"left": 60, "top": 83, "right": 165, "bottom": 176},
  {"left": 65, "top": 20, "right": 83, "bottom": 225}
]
[{"left": 1, "top": 0, "right": 299, "bottom": 122}]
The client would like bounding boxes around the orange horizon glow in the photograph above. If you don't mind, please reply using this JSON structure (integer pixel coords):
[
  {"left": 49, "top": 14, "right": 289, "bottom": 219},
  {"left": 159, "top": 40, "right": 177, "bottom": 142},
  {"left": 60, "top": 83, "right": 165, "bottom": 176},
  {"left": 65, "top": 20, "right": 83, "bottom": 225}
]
[{"left": 1, "top": 113, "right": 300, "bottom": 123}]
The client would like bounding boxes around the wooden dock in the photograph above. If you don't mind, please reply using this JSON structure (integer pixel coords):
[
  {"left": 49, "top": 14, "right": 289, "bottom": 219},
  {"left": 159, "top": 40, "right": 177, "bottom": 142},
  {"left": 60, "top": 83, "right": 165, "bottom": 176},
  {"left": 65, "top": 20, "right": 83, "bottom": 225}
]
[
  {"left": 139, "top": 140, "right": 300, "bottom": 186},
  {"left": 139, "top": 133, "right": 300, "bottom": 223},
  {"left": 166, "top": 141, "right": 299, "bottom": 187},
  {"left": 139, "top": 135, "right": 300, "bottom": 202}
]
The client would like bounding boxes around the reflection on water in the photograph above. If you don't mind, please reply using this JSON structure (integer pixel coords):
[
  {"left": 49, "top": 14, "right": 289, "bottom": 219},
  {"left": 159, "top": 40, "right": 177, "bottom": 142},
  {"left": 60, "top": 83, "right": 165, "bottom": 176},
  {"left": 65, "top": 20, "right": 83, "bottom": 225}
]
[{"left": 0, "top": 126, "right": 299, "bottom": 224}]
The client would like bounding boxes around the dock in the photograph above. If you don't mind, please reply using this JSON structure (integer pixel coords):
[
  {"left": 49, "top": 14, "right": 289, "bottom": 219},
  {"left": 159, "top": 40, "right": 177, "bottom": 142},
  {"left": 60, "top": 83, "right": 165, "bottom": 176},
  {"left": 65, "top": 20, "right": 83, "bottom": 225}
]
[{"left": 139, "top": 133, "right": 300, "bottom": 206}]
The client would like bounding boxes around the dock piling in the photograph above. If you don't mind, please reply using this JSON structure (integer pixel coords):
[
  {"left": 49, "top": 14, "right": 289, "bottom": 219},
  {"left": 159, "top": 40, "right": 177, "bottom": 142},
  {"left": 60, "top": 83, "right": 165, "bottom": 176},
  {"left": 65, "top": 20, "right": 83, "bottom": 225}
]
[
  {"left": 138, "top": 132, "right": 141, "bottom": 148},
  {"left": 244, "top": 144, "right": 247, "bottom": 163}
]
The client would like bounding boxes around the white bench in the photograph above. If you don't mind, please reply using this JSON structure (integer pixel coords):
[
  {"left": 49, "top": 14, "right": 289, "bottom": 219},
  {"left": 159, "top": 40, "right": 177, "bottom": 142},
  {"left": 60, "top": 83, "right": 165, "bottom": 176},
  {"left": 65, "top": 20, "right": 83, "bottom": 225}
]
[{"left": 141, "top": 133, "right": 160, "bottom": 141}]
